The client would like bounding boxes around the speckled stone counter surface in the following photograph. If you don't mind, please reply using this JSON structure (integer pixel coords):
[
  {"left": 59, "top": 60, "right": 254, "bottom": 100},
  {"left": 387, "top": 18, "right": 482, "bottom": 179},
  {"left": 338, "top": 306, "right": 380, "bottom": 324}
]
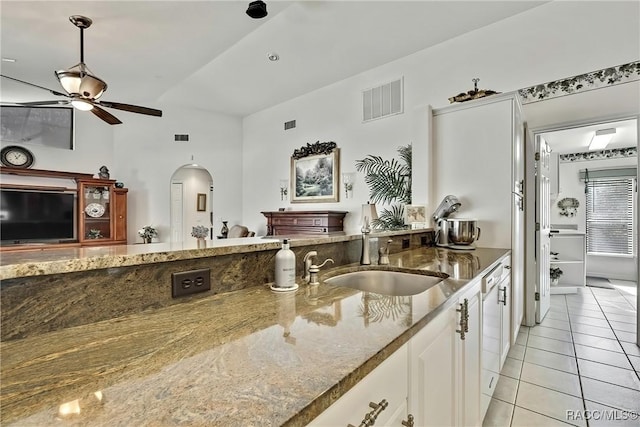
[
  {"left": 0, "top": 230, "right": 430, "bottom": 280},
  {"left": 0, "top": 237, "right": 281, "bottom": 280},
  {"left": 0, "top": 246, "right": 509, "bottom": 427}
]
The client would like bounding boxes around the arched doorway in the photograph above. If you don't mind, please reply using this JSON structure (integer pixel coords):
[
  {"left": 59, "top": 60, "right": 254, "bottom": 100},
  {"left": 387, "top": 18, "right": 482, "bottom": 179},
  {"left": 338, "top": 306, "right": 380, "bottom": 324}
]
[{"left": 170, "top": 164, "right": 213, "bottom": 242}]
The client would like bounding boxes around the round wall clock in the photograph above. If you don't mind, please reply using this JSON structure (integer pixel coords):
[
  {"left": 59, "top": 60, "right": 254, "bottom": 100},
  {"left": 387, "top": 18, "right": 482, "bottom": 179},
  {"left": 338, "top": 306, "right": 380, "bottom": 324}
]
[{"left": 0, "top": 145, "right": 35, "bottom": 168}]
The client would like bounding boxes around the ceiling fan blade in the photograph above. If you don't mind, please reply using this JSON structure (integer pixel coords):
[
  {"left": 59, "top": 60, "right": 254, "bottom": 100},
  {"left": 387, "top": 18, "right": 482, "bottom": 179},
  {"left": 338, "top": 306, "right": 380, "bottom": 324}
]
[
  {"left": 98, "top": 101, "right": 162, "bottom": 117},
  {"left": 1, "top": 74, "right": 69, "bottom": 97},
  {"left": 90, "top": 104, "right": 122, "bottom": 125},
  {"left": 17, "top": 100, "right": 70, "bottom": 106}
]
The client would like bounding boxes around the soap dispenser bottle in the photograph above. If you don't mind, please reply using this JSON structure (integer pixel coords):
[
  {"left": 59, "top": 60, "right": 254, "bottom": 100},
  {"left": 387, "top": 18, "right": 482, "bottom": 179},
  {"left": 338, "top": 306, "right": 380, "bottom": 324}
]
[{"left": 274, "top": 239, "right": 297, "bottom": 290}]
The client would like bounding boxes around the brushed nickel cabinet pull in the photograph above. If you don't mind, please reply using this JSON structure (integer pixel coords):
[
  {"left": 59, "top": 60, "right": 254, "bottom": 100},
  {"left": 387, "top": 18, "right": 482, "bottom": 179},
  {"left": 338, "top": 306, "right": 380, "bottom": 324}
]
[
  {"left": 499, "top": 287, "right": 507, "bottom": 306},
  {"left": 456, "top": 301, "right": 467, "bottom": 340},
  {"left": 463, "top": 298, "right": 469, "bottom": 333},
  {"left": 347, "top": 399, "right": 388, "bottom": 427}
]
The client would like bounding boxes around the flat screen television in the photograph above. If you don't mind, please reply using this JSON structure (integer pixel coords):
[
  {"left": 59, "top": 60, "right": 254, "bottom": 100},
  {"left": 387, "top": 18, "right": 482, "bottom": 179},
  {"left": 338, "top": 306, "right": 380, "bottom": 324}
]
[{"left": 0, "top": 189, "right": 76, "bottom": 244}]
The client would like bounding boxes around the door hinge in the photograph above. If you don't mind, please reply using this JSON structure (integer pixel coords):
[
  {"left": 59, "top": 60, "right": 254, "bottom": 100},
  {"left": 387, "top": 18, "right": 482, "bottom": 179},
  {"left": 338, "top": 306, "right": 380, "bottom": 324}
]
[
  {"left": 535, "top": 292, "right": 540, "bottom": 301},
  {"left": 535, "top": 152, "right": 540, "bottom": 161},
  {"left": 535, "top": 222, "right": 540, "bottom": 231}
]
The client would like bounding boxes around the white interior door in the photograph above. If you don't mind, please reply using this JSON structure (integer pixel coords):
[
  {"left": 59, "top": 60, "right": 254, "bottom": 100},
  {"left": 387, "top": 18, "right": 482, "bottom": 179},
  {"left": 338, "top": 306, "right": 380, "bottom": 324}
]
[
  {"left": 536, "top": 136, "right": 551, "bottom": 322},
  {"left": 511, "top": 110, "right": 525, "bottom": 342}
]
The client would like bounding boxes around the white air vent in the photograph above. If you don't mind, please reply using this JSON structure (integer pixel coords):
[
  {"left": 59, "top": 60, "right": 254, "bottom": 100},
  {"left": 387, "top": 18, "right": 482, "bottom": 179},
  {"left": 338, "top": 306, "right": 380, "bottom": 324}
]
[{"left": 362, "top": 77, "right": 403, "bottom": 122}]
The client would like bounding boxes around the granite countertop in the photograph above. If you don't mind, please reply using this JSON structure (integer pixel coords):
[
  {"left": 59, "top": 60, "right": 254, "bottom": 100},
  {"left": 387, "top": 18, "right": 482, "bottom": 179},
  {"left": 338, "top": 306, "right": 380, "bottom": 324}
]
[
  {"left": 0, "top": 246, "right": 509, "bottom": 426},
  {"left": 0, "top": 229, "right": 433, "bottom": 280}
]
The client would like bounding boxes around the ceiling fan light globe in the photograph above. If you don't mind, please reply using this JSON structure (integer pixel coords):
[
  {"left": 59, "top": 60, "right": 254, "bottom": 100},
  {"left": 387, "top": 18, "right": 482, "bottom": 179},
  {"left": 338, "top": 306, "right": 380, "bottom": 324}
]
[
  {"left": 71, "top": 99, "right": 94, "bottom": 111},
  {"left": 55, "top": 70, "right": 82, "bottom": 95},
  {"left": 55, "top": 68, "right": 107, "bottom": 99},
  {"left": 79, "top": 74, "right": 107, "bottom": 99}
]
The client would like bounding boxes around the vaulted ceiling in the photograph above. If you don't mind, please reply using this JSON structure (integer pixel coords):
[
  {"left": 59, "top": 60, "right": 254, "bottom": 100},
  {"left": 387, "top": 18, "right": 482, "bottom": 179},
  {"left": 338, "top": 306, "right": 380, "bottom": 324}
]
[{"left": 0, "top": 1, "right": 547, "bottom": 117}]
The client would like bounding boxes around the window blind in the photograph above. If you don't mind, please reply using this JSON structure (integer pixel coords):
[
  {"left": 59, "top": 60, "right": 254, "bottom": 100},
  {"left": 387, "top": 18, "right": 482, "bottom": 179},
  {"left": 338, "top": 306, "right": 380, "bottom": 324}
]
[{"left": 585, "top": 178, "right": 635, "bottom": 256}]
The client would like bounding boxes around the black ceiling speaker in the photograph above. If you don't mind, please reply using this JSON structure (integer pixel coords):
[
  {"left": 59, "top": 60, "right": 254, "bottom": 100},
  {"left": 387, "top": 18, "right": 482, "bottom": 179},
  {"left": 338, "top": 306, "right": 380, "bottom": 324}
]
[{"left": 246, "top": 1, "right": 268, "bottom": 19}]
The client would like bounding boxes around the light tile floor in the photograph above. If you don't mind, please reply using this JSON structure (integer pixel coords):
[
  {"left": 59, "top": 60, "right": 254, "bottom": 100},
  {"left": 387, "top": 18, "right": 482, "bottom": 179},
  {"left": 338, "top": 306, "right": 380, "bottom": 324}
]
[{"left": 483, "top": 280, "right": 639, "bottom": 426}]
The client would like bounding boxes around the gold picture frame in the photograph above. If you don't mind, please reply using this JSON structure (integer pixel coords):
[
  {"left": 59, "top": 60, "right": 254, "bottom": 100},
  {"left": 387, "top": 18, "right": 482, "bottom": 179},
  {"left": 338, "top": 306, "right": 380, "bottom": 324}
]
[
  {"left": 196, "top": 193, "right": 207, "bottom": 211},
  {"left": 404, "top": 204, "right": 427, "bottom": 224},
  {"left": 291, "top": 141, "right": 339, "bottom": 203}
]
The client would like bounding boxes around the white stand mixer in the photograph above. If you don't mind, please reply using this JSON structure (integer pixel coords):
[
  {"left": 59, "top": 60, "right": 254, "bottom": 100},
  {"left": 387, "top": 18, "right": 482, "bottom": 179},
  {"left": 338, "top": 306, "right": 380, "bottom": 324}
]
[
  {"left": 432, "top": 195, "right": 461, "bottom": 247},
  {"left": 432, "top": 195, "right": 481, "bottom": 250}
]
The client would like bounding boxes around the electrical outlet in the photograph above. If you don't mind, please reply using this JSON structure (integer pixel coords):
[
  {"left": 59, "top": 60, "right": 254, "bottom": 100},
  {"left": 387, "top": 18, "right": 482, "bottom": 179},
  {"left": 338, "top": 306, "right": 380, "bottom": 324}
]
[
  {"left": 402, "top": 238, "right": 410, "bottom": 249},
  {"left": 171, "top": 268, "right": 211, "bottom": 298}
]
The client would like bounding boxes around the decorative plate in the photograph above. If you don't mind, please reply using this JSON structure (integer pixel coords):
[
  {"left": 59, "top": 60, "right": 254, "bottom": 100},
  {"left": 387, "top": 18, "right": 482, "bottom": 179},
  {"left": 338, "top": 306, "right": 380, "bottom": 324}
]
[{"left": 85, "top": 203, "right": 105, "bottom": 218}]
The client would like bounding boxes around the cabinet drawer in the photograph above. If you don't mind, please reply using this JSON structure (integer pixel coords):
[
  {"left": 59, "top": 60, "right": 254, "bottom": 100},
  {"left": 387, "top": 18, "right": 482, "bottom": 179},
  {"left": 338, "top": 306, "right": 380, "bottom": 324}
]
[
  {"left": 272, "top": 217, "right": 327, "bottom": 226},
  {"left": 309, "top": 345, "right": 408, "bottom": 427},
  {"left": 273, "top": 226, "right": 329, "bottom": 235}
]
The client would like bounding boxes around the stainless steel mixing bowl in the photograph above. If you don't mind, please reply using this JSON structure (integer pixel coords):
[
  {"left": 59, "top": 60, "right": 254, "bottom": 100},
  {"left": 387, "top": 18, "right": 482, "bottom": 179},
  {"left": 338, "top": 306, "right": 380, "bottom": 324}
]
[{"left": 447, "top": 218, "right": 481, "bottom": 245}]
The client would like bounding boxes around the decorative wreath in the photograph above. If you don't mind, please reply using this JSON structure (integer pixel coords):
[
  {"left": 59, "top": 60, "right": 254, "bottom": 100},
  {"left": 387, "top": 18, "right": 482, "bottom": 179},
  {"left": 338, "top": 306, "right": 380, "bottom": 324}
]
[{"left": 557, "top": 197, "right": 579, "bottom": 217}]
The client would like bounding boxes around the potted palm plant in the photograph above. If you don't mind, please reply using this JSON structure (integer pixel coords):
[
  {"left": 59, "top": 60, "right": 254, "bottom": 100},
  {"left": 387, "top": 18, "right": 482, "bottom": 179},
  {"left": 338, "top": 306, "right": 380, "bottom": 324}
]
[{"left": 355, "top": 144, "right": 412, "bottom": 230}]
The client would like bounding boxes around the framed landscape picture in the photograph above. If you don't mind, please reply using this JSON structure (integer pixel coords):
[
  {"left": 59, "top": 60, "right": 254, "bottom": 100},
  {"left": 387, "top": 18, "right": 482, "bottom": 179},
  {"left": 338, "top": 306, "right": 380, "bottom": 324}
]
[
  {"left": 291, "top": 141, "right": 339, "bottom": 203},
  {"left": 405, "top": 204, "right": 427, "bottom": 224}
]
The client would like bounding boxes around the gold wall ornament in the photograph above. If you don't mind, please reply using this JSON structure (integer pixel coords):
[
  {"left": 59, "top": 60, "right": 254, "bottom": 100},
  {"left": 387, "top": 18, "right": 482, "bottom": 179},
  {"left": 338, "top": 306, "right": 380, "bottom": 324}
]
[
  {"left": 448, "top": 78, "right": 500, "bottom": 103},
  {"left": 292, "top": 140, "right": 337, "bottom": 160}
]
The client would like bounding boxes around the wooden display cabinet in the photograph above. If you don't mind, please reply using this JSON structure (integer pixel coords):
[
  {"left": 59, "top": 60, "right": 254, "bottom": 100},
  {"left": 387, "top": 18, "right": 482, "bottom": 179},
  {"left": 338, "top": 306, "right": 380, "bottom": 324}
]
[{"left": 78, "top": 179, "right": 127, "bottom": 246}]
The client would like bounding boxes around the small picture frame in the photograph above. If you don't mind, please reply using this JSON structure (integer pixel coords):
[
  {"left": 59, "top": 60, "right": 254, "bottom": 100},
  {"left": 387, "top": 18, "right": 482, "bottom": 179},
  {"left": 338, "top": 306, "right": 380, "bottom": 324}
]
[
  {"left": 196, "top": 193, "right": 207, "bottom": 212},
  {"left": 404, "top": 205, "right": 427, "bottom": 225}
]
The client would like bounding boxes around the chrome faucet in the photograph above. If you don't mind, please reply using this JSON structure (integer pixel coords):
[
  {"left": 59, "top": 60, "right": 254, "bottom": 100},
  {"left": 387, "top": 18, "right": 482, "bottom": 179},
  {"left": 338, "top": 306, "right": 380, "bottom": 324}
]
[
  {"left": 303, "top": 251, "right": 334, "bottom": 285},
  {"left": 361, "top": 217, "right": 372, "bottom": 265},
  {"left": 378, "top": 239, "right": 393, "bottom": 265}
]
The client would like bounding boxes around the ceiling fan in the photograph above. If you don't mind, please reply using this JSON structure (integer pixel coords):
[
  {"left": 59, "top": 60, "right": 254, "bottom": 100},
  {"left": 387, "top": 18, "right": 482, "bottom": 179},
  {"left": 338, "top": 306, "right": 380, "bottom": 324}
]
[{"left": 1, "top": 15, "right": 162, "bottom": 125}]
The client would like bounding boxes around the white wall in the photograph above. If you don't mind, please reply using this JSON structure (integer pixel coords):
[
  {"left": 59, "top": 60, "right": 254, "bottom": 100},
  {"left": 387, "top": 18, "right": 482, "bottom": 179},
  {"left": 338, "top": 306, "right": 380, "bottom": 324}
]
[
  {"left": 553, "top": 156, "right": 637, "bottom": 281},
  {"left": 241, "top": 1, "right": 640, "bottom": 235},
  {"left": 112, "top": 105, "right": 243, "bottom": 243}
]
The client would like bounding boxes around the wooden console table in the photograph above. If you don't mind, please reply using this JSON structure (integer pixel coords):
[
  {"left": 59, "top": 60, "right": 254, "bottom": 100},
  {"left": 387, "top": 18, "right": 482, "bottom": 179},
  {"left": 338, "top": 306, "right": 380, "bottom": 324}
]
[{"left": 261, "top": 210, "right": 348, "bottom": 236}]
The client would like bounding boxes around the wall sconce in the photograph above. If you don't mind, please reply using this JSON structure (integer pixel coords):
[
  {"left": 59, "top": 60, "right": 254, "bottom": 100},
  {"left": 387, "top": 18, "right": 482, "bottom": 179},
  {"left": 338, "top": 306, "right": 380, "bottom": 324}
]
[
  {"left": 342, "top": 172, "right": 355, "bottom": 199},
  {"left": 279, "top": 179, "right": 288, "bottom": 201}
]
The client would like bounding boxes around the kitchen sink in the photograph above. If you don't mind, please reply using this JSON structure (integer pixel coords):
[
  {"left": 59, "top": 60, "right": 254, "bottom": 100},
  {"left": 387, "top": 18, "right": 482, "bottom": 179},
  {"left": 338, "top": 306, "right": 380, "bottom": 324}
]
[{"left": 323, "top": 269, "right": 448, "bottom": 296}]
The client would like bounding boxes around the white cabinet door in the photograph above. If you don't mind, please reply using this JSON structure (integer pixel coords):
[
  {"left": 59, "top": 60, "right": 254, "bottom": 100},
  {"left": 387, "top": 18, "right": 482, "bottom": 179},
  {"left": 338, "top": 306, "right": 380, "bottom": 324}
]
[
  {"left": 409, "top": 281, "right": 483, "bottom": 427},
  {"left": 409, "top": 303, "right": 459, "bottom": 427},
  {"left": 460, "top": 280, "right": 482, "bottom": 427},
  {"left": 308, "top": 344, "right": 408, "bottom": 427}
]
